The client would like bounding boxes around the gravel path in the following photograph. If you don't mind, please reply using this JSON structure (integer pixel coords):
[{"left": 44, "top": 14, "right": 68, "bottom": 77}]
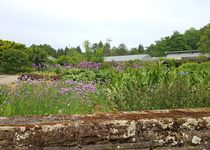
[{"left": 0, "top": 75, "right": 19, "bottom": 85}]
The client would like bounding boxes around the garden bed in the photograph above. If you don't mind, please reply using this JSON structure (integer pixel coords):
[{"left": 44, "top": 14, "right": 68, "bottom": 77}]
[{"left": 1, "top": 61, "right": 210, "bottom": 116}]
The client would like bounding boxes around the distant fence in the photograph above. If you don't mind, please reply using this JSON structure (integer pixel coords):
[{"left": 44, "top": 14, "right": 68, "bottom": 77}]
[{"left": 1, "top": 108, "right": 210, "bottom": 149}]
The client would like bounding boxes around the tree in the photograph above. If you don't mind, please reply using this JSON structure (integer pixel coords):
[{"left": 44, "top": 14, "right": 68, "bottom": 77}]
[
  {"left": 104, "top": 38, "right": 112, "bottom": 56},
  {"left": 28, "top": 46, "right": 47, "bottom": 65},
  {"left": 137, "top": 44, "right": 144, "bottom": 53},
  {"left": 57, "top": 55, "right": 70, "bottom": 65},
  {"left": 82, "top": 40, "right": 104, "bottom": 62},
  {"left": 1, "top": 48, "right": 29, "bottom": 72},
  {"left": 91, "top": 43, "right": 98, "bottom": 53},
  {"left": 146, "top": 31, "right": 192, "bottom": 56},
  {"left": 0, "top": 40, "right": 27, "bottom": 67},
  {"left": 130, "top": 48, "right": 139, "bottom": 55},
  {"left": 184, "top": 28, "right": 200, "bottom": 50},
  {"left": 91, "top": 47, "right": 104, "bottom": 62},
  {"left": 76, "top": 46, "right": 82, "bottom": 54},
  {"left": 67, "top": 48, "right": 85, "bottom": 64},
  {"left": 153, "top": 38, "right": 169, "bottom": 56},
  {"left": 198, "top": 23, "right": 210, "bottom": 54},
  {"left": 0, "top": 40, "right": 26, "bottom": 50},
  {"left": 146, "top": 44, "right": 158, "bottom": 56},
  {"left": 114, "top": 43, "right": 129, "bottom": 55},
  {"left": 98, "top": 41, "right": 103, "bottom": 49},
  {"left": 83, "top": 40, "right": 93, "bottom": 61},
  {"left": 56, "top": 48, "right": 65, "bottom": 58},
  {"left": 130, "top": 44, "right": 144, "bottom": 55},
  {"left": 91, "top": 41, "right": 104, "bottom": 54},
  {"left": 64, "top": 47, "right": 69, "bottom": 56},
  {"left": 30, "top": 44, "right": 57, "bottom": 57},
  {"left": 169, "top": 31, "right": 190, "bottom": 51}
]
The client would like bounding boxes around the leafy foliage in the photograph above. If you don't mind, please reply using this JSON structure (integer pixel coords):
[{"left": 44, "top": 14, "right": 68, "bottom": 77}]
[
  {"left": 198, "top": 23, "right": 210, "bottom": 54},
  {"left": 147, "top": 31, "right": 194, "bottom": 57},
  {"left": 29, "top": 45, "right": 48, "bottom": 65},
  {"left": 1, "top": 48, "right": 29, "bottom": 73}
]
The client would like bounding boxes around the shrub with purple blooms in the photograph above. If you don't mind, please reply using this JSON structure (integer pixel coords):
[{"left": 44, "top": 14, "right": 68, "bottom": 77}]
[
  {"left": 32, "top": 63, "right": 45, "bottom": 69},
  {"left": 78, "top": 61, "right": 101, "bottom": 69},
  {"left": 62, "top": 80, "right": 96, "bottom": 95},
  {"left": 0, "top": 77, "right": 111, "bottom": 116}
]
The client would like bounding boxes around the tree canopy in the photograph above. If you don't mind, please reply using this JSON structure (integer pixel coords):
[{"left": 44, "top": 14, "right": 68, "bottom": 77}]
[
  {"left": 146, "top": 23, "right": 210, "bottom": 56},
  {"left": 198, "top": 23, "right": 210, "bottom": 54}
]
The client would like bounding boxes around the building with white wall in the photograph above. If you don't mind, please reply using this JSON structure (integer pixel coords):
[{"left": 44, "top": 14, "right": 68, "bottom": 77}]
[
  {"left": 165, "top": 50, "right": 202, "bottom": 59},
  {"left": 104, "top": 54, "right": 151, "bottom": 62}
]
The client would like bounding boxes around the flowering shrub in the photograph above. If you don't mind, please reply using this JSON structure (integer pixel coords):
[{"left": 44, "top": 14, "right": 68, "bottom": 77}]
[
  {"left": 18, "top": 72, "right": 60, "bottom": 81},
  {"left": 78, "top": 61, "right": 101, "bottom": 69},
  {"left": 60, "top": 87, "right": 70, "bottom": 95},
  {"left": 32, "top": 63, "right": 45, "bottom": 69},
  {"left": 132, "top": 64, "right": 142, "bottom": 69},
  {"left": 0, "top": 79, "right": 101, "bottom": 116},
  {"left": 61, "top": 80, "right": 96, "bottom": 96}
]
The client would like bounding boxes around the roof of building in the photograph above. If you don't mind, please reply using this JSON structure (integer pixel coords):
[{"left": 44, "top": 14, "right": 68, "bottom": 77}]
[
  {"left": 165, "top": 50, "right": 200, "bottom": 55},
  {"left": 104, "top": 54, "right": 151, "bottom": 62}
]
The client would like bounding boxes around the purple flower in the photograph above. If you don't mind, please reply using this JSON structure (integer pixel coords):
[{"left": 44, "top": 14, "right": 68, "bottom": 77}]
[
  {"left": 78, "top": 61, "right": 101, "bottom": 69},
  {"left": 81, "top": 83, "right": 96, "bottom": 93},
  {"left": 75, "top": 87, "right": 81, "bottom": 93},
  {"left": 60, "top": 88, "right": 70, "bottom": 95},
  {"left": 115, "top": 65, "right": 123, "bottom": 71},
  {"left": 32, "top": 63, "right": 37, "bottom": 68},
  {"left": 18, "top": 75, "right": 30, "bottom": 81},
  {"left": 132, "top": 64, "right": 142, "bottom": 69},
  {"left": 65, "top": 80, "right": 77, "bottom": 85},
  {"left": 63, "top": 80, "right": 97, "bottom": 95},
  {"left": 32, "top": 63, "right": 45, "bottom": 69}
]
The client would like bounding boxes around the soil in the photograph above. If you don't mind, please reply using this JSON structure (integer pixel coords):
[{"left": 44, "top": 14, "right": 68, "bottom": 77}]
[
  {"left": 0, "top": 74, "right": 19, "bottom": 85},
  {"left": 1, "top": 108, "right": 210, "bottom": 126}
]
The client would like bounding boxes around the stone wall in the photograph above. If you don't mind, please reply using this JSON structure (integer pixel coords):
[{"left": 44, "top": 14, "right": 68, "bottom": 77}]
[{"left": 1, "top": 108, "right": 210, "bottom": 149}]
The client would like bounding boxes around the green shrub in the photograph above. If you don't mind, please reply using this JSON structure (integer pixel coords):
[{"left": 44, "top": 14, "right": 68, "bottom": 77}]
[
  {"left": 100, "top": 61, "right": 113, "bottom": 69},
  {"left": 57, "top": 55, "right": 70, "bottom": 65},
  {"left": 1, "top": 48, "right": 30, "bottom": 73}
]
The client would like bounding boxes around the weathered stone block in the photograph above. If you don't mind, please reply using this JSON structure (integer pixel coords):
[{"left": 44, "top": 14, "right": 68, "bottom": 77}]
[{"left": 1, "top": 108, "right": 210, "bottom": 149}]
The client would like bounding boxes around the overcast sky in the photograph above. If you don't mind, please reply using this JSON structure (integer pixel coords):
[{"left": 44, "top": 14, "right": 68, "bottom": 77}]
[{"left": 0, "top": 0, "right": 210, "bottom": 49}]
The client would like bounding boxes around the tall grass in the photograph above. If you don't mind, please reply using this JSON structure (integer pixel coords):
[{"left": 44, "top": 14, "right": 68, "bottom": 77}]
[{"left": 107, "top": 62, "right": 210, "bottom": 111}]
